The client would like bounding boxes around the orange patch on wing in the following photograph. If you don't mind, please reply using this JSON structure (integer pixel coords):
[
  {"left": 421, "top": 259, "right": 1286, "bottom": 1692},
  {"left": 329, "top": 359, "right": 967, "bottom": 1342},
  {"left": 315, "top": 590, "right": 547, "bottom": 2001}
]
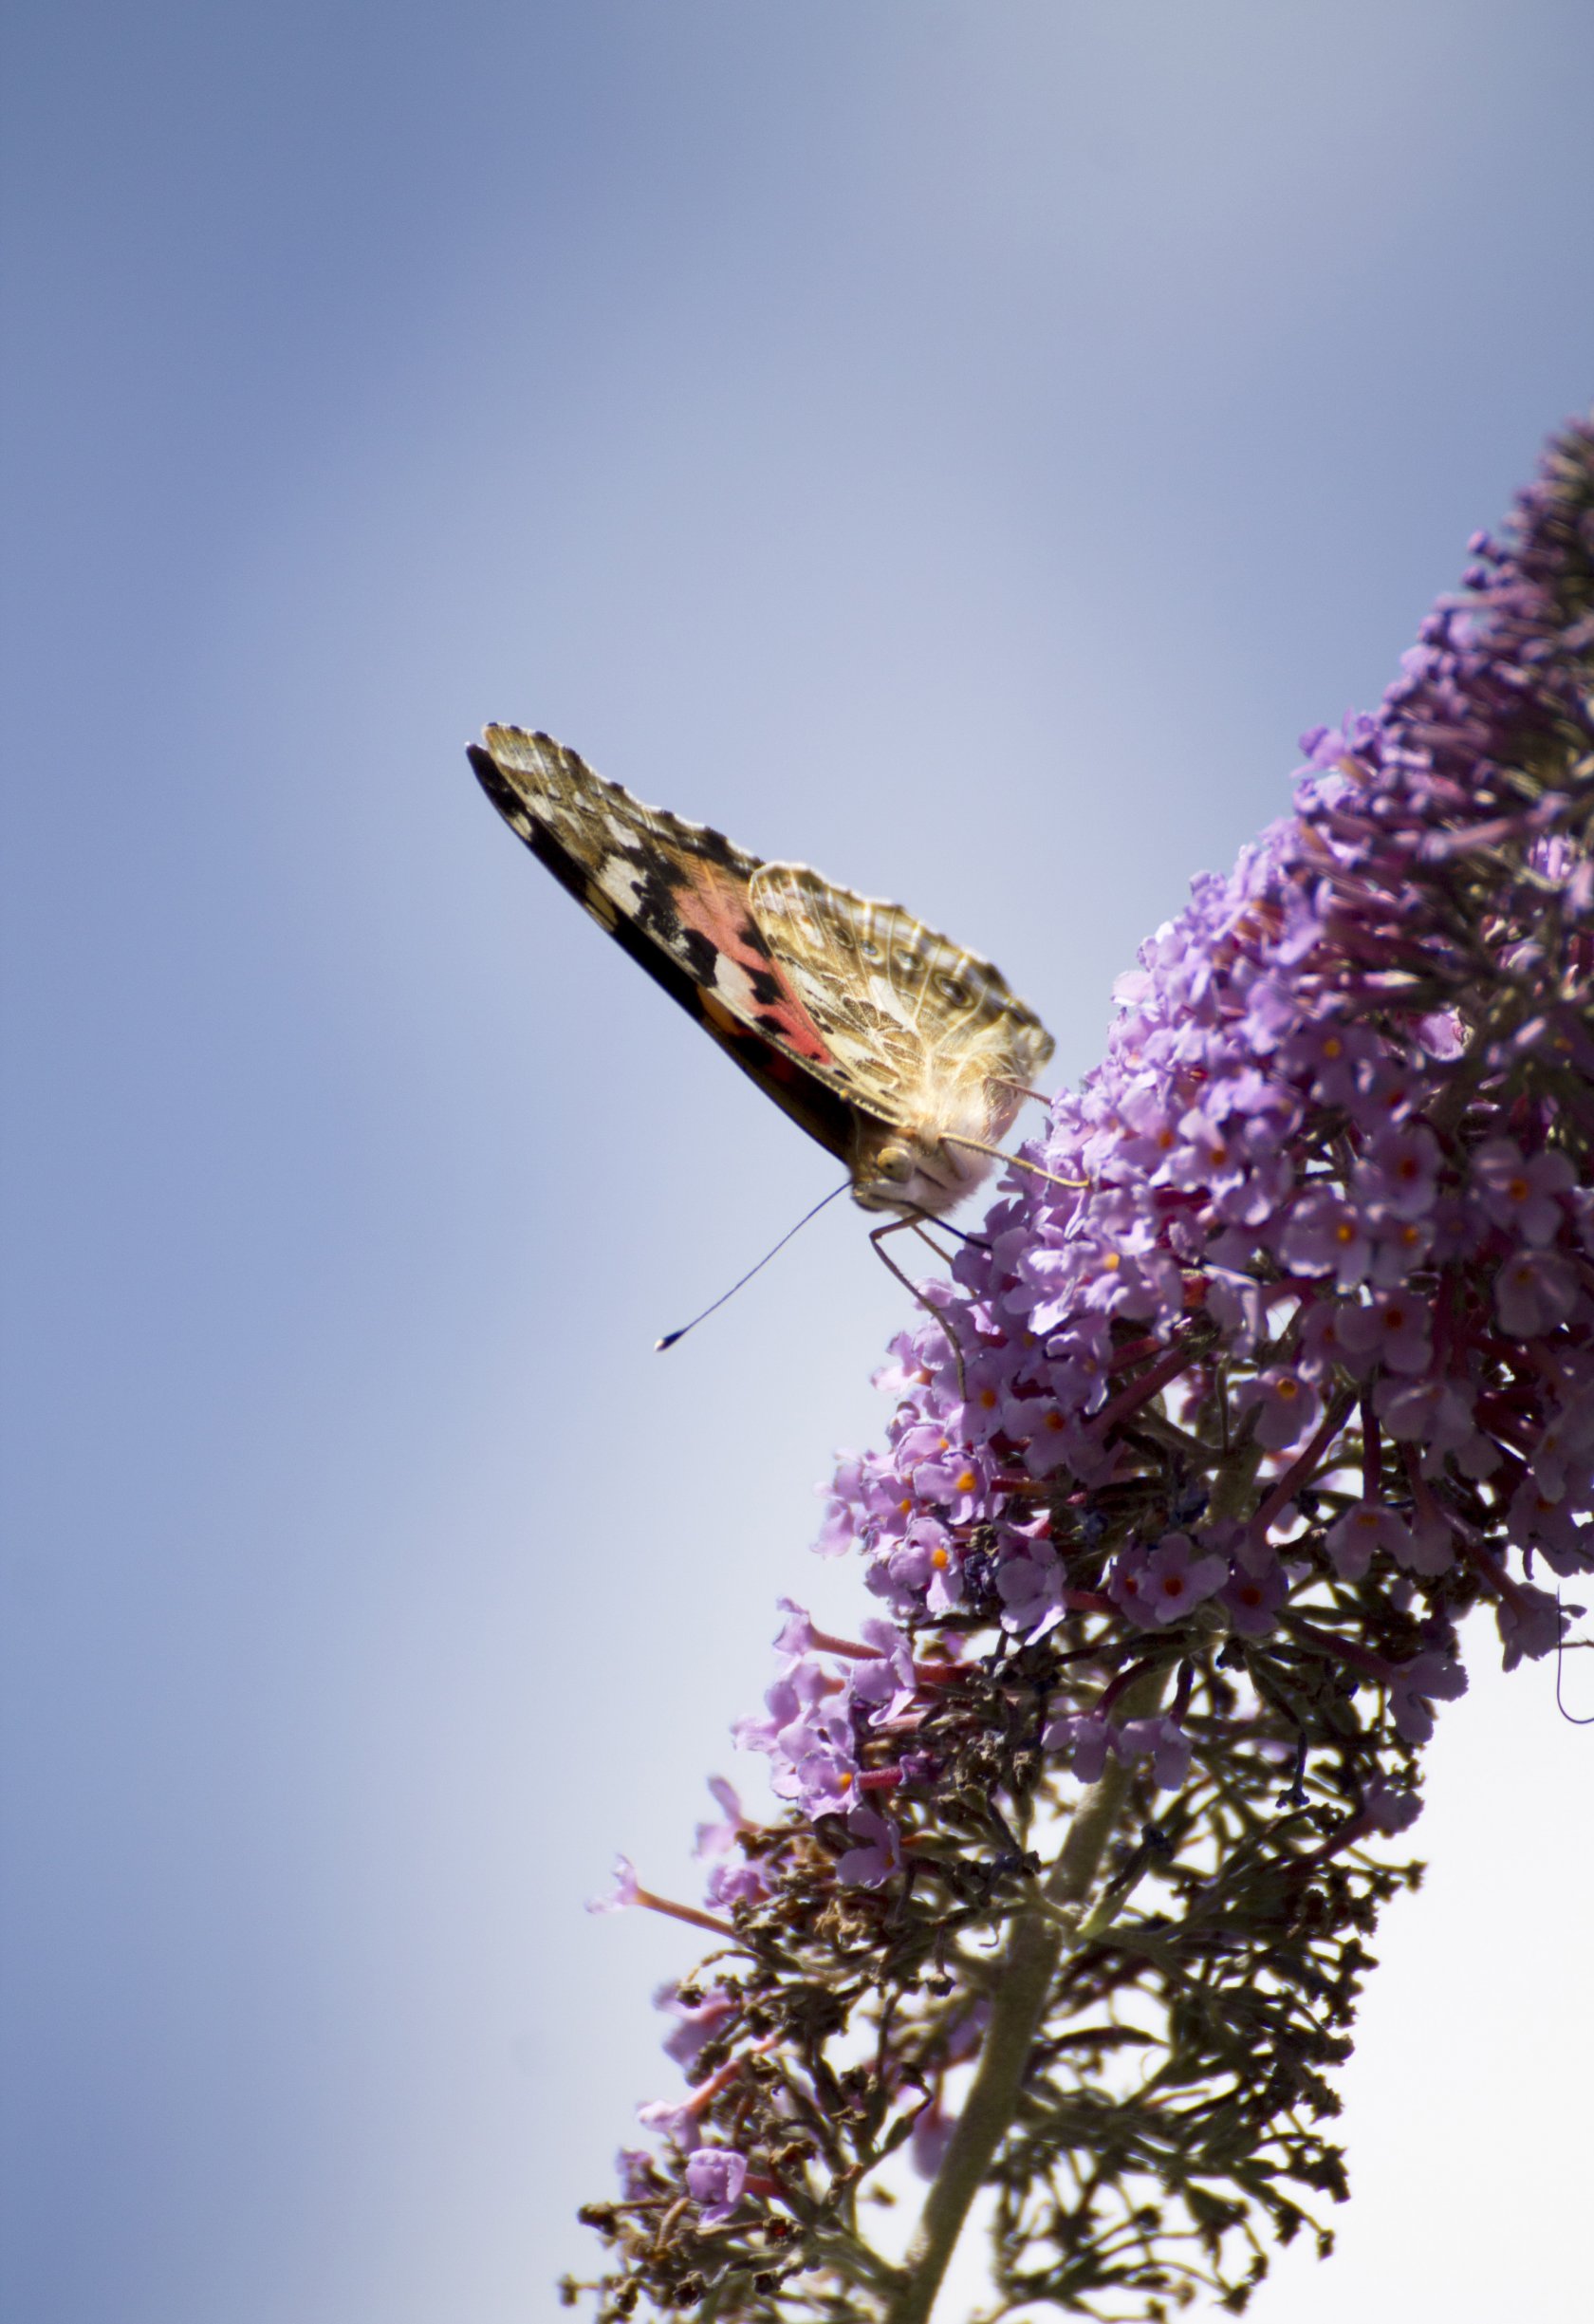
[{"left": 672, "top": 860, "right": 834, "bottom": 1066}]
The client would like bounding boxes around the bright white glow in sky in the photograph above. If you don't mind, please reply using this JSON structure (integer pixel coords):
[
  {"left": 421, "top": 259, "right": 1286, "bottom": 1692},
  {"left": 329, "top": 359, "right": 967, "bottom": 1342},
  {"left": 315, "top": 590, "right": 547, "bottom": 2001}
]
[{"left": 3, "top": 5, "right": 1591, "bottom": 2320}]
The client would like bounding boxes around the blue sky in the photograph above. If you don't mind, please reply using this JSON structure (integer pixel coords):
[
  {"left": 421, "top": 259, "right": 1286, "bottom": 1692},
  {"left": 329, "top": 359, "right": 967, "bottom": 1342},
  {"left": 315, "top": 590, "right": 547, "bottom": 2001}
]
[{"left": 3, "top": 5, "right": 1591, "bottom": 2320}]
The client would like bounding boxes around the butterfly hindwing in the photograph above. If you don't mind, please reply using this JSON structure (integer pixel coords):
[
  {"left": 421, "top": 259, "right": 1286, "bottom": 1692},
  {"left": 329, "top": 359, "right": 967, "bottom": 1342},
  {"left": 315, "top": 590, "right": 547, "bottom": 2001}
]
[{"left": 747, "top": 863, "right": 1055, "bottom": 1145}]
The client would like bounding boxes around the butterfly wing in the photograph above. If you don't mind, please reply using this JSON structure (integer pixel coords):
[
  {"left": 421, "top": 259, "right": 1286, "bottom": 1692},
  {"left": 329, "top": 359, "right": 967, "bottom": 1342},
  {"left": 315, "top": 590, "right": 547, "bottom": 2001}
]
[
  {"left": 745, "top": 863, "right": 1055, "bottom": 1149},
  {"left": 469, "top": 726, "right": 877, "bottom": 1163}
]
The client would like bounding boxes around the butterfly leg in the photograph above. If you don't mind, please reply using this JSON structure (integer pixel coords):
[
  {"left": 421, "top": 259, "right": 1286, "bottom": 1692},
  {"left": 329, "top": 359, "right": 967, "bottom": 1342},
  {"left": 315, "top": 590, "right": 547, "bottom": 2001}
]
[
  {"left": 868, "top": 1218, "right": 971, "bottom": 1401},
  {"left": 908, "top": 1222, "right": 982, "bottom": 1399},
  {"left": 909, "top": 1218, "right": 955, "bottom": 1267}
]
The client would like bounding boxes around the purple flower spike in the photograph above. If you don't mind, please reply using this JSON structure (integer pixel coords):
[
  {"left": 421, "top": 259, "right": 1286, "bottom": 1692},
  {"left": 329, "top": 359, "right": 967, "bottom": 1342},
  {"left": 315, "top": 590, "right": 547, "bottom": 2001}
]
[
  {"left": 1237, "top": 1366, "right": 1324, "bottom": 1450},
  {"left": 1118, "top": 1713, "right": 1194, "bottom": 1790},
  {"left": 685, "top": 2147, "right": 748, "bottom": 2226},
  {"left": 1043, "top": 1710, "right": 1112, "bottom": 1781},
  {"left": 1337, "top": 1292, "right": 1434, "bottom": 1377},
  {"left": 1493, "top": 1246, "right": 1579, "bottom": 1336},
  {"left": 659, "top": 1985, "right": 739, "bottom": 2069},
  {"left": 1472, "top": 1139, "right": 1577, "bottom": 1245},
  {"left": 1139, "top": 1534, "right": 1227, "bottom": 1627},
  {"left": 1222, "top": 1558, "right": 1288, "bottom": 1633},
  {"left": 1364, "top": 1782, "right": 1423, "bottom": 1835},
  {"left": 1387, "top": 1651, "right": 1468, "bottom": 1745},
  {"left": 836, "top": 1804, "right": 904, "bottom": 1887},
  {"left": 586, "top": 1855, "right": 640, "bottom": 1915},
  {"left": 1496, "top": 1584, "right": 1566, "bottom": 1669},
  {"left": 1325, "top": 1500, "right": 1414, "bottom": 1580},
  {"left": 585, "top": 423, "right": 1594, "bottom": 2324}
]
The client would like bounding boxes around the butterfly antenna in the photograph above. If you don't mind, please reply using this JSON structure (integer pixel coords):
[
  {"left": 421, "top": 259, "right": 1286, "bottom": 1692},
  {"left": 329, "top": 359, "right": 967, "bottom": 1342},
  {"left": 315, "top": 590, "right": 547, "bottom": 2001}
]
[
  {"left": 656, "top": 1181, "right": 851, "bottom": 1351},
  {"left": 942, "top": 1133, "right": 1088, "bottom": 1195}
]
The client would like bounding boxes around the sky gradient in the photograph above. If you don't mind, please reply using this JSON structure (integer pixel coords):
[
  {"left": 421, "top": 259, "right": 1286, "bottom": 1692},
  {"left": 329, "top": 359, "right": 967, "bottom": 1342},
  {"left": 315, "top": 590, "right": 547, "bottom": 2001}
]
[{"left": 4, "top": 5, "right": 1592, "bottom": 2319}]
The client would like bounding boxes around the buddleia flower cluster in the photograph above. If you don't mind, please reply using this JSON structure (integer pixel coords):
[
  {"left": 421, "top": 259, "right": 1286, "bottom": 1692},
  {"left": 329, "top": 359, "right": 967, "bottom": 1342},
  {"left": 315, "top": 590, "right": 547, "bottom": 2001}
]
[{"left": 566, "top": 417, "right": 1594, "bottom": 2324}]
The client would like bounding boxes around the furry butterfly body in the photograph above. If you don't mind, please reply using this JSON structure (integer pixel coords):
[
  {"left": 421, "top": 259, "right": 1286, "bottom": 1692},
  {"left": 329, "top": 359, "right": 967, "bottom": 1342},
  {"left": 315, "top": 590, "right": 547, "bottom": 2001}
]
[{"left": 469, "top": 726, "right": 1054, "bottom": 1218}]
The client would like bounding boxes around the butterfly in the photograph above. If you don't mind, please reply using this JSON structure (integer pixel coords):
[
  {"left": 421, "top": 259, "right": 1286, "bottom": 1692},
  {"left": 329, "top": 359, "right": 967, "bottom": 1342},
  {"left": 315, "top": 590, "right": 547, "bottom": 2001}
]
[{"left": 468, "top": 726, "right": 1055, "bottom": 1228}]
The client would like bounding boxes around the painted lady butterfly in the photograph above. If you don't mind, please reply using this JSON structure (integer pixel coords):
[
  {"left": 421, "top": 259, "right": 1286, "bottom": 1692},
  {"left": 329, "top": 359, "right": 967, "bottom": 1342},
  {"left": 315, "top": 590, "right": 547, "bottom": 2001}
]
[{"left": 469, "top": 726, "right": 1055, "bottom": 1221}]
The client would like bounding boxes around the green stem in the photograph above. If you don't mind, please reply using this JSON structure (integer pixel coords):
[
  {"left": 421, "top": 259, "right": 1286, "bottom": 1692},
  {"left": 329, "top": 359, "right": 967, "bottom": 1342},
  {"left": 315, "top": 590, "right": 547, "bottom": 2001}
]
[
  {"left": 1206, "top": 1431, "right": 1264, "bottom": 1523},
  {"left": 884, "top": 1682, "right": 1161, "bottom": 2324}
]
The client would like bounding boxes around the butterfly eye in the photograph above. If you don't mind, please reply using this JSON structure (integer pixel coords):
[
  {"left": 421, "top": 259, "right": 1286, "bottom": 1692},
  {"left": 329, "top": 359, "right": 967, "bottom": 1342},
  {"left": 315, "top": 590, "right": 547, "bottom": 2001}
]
[{"left": 936, "top": 973, "right": 969, "bottom": 1005}]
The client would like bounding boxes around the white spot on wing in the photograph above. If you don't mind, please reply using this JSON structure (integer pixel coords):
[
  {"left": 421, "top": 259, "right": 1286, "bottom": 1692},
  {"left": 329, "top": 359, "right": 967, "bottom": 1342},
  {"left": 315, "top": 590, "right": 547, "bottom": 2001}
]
[
  {"left": 593, "top": 858, "right": 647, "bottom": 915},
  {"left": 706, "top": 955, "right": 765, "bottom": 1015}
]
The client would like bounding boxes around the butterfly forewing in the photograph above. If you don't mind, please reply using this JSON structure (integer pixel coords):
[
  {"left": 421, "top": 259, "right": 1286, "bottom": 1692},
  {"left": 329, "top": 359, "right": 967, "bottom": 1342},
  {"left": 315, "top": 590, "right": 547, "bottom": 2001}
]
[{"left": 470, "top": 727, "right": 867, "bottom": 1163}]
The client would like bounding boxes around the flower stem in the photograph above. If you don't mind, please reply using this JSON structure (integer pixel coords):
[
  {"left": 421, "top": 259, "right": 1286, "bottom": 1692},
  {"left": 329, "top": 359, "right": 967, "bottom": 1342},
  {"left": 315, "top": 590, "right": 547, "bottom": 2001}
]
[{"left": 885, "top": 1688, "right": 1158, "bottom": 2324}]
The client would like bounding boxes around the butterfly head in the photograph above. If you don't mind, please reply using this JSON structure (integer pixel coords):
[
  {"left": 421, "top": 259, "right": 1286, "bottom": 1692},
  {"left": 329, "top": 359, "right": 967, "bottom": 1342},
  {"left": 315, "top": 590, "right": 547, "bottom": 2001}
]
[{"left": 848, "top": 1125, "right": 992, "bottom": 1218}]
